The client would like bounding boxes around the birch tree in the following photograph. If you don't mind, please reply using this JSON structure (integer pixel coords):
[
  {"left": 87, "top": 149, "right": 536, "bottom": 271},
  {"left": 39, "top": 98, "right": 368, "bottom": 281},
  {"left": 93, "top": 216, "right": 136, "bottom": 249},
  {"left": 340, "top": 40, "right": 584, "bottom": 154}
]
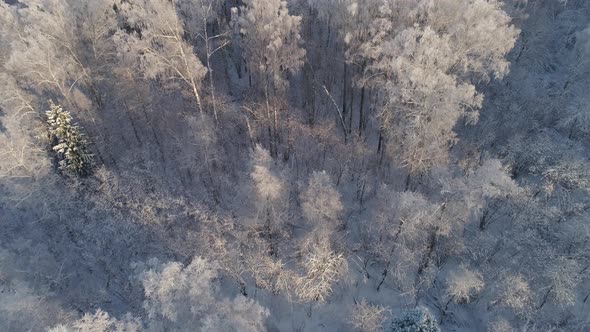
[
  {"left": 115, "top": 0, "right": 208, "bottom": 114},
  {"left": 234, "top": 0, "right": 306, "bottom": 156},
  {"left": 3, "top": 0, "right": 117, "bottom": 107},
  {"left": 235, "top": 0, "right": 305, "bottom": 93},
  {"left": 360, "top": 0, "right": 519, "bottom": 174},
  {"left": 4, "top": 0, "right": 93, "bottom": 109},
  {"left": 307, "top": 0, "right": 380, "bottom": 137},
  {"left": 349, "top": 299, "right": 388, "bottom": 332},
  {"left": 300, "top": 170, "right": 344, "bottom": 231},
  {"left": 178, "top": 0, "right": 227, "bottom": 122},
  {"left": 249, "top": 145, "right": 289, "bottom": 256},
  {"left": 295, "top": 241, "right": 348, "bottom": 303},
  {"left": 368, "top": 189, "right": 439, "bottom": 294},
  {"left": 136, "top": 257, "right": 269, "bottom": 331}
]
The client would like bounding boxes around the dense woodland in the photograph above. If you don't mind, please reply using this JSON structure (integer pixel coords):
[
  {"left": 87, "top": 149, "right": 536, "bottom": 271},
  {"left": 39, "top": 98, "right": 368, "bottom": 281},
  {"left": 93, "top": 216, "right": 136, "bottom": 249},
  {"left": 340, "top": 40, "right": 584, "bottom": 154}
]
[{"left": 0, "top": 0, "right": 589, "bottom": 331}]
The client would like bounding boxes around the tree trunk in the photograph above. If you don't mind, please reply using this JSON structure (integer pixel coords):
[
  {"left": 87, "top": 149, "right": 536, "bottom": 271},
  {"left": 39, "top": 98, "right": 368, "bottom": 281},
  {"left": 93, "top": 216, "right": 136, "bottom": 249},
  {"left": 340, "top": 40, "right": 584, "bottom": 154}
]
[
  {"left": 358, "top": 60, "right": 367, "bottom": 137},
  {"left": 537, "top": 286, "right": 553, "bottom": 310},
  {"left": 273, "top": 103, "right": 279, "bottom": 157},
  {"left": 191, "top": 82, "right": 204, "bottom": 115},
  {"left": 326, "top": 16, "right": 331, "bottom": 48},
  {"left": 377, "top": 129, "right": 383, "bottom": 153},
  {"left": 376, "top": 262, "right": 389, "bottom": 292},
  {"left": 204, "top": 27, "right": 218, "bottom": 124},
  {"left": 342, "top": 61, "right": 348, "bottom": 131},
  {"left": 348, "top": 76, "right": 354, "bottom": 135},
  {"left": 359, "top": 84, "right": 366, "bottom": 137},
  {"left": 569, "top": 118, "right": 577, "bottom": 139},
  {"left": 417, "top": 231, "right": 437, "bottom": 278},
  {"left": 264, "top": 80, "right": 275, "bottom": 157},
  {"left": 440, "top": 296, "right": 454, "bottom": 324}
]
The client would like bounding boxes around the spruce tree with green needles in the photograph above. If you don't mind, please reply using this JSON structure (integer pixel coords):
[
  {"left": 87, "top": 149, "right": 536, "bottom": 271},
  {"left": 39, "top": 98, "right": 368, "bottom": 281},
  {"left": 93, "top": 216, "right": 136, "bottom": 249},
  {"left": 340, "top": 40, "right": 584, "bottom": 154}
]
[
  {"left": 391, "top": 307, "right": 440, "bottom": 332},
  {"left": 46, "top": 102, "right": 94, "bottom": 176}
]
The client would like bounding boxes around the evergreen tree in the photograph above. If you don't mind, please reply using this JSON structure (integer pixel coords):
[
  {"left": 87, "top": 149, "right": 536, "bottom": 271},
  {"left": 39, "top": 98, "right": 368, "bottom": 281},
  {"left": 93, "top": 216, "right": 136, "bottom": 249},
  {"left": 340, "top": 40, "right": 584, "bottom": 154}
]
[
  {"left": 391, "top": 307, "right": 440, "bottom": 332},
  {"left": 46, "top": 102, "right": 94, "bottom": 176}
]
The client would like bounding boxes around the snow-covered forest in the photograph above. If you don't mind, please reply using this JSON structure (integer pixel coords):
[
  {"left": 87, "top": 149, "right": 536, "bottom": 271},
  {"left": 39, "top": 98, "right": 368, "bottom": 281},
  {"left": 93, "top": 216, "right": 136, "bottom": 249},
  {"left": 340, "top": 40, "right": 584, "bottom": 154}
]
[{"left": 0, "top": 0, "right": 589, "bottom": 331}]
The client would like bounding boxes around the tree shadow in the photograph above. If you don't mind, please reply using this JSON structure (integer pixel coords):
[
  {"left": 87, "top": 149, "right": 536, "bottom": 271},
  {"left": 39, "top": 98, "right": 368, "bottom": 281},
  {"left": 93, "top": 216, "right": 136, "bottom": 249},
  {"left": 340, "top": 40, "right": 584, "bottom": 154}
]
[{"left": 0, "top": 106, "right": 6, "bottom": 133}]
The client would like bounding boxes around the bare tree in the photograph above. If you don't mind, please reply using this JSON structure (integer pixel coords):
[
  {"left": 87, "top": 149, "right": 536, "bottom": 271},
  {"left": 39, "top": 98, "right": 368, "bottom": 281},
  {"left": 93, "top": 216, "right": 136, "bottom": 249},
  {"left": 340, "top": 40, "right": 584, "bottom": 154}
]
[
  {"left": 440, "top": 265, "right": 484, "bottom": 323},
  {"left": 445, "top": 265, "right": 485, "bottom": 305},
  {"left": 4, "top": 0, "right": 93, "bottom": 109},
  {"left": 360, "top": 0, "right": 518, "bottom": 174},
  {"left": 135, "top": 257, "right": 269, "bottom": 330},
  {"left": 249, "top": 146, "right": 289, "bottom": 255},
  {"left": 49, "top": 310, "right": 141, "bottom": 332},
  {"left": 295, "top": 241, "right": 348, "bottom": 303},
  {"left": 115, "top": 0, "right": 208, "bottom": 114},
  {"left": 178, "top": 0, "right": 227, "bottom": 123},
  {"left": 488, "top": 273, "right": 533, "bottom": 315},
  {"left": 234, "top": 0, "right": 306, "bottom": 156},
  {"left": 307, "top": 0, "right": 380, "bottom": 136},
  {"left": 367, "top": 188, "right": 438, "bottom": 294},
  {"left": 349, "top": 299, "right": 389, "bottom": 332},
  {"left": 300, "top": 170, "right": 344, "bottom": 231}
]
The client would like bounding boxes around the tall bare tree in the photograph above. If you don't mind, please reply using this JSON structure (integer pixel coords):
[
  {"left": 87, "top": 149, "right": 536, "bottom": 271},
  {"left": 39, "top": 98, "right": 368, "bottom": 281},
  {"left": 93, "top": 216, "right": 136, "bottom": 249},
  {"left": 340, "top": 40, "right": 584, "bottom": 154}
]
[
  {"left": 115, "top": 0, "right": 208, "bottom": 114},
  {"left": 234, "top": 0, "right": 306, "bottom": 156}
]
